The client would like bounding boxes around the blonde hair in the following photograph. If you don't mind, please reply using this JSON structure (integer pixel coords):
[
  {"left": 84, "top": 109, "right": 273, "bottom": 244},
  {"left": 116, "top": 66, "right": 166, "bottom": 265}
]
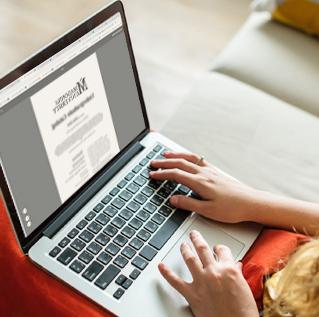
[{"left": 266, "top": 239, "right": 319, "bottom": 317}]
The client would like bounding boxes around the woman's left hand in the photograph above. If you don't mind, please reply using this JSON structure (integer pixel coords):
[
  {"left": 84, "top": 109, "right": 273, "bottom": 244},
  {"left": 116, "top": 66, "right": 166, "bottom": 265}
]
[{"left": 158, "top": 230, "right": 259, "bottom": 317}]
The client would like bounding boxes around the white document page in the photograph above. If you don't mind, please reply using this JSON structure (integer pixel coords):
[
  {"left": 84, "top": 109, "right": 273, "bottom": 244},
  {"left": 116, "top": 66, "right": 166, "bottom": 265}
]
[{"left": 31, "top": 53, "right": 120, "bottom": 202}]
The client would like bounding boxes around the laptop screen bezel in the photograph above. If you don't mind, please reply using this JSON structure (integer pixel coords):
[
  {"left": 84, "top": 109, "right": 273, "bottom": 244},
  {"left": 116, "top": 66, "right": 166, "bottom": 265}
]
[{"left": 0, "top": 0, "right": 150, "bottom": 253}]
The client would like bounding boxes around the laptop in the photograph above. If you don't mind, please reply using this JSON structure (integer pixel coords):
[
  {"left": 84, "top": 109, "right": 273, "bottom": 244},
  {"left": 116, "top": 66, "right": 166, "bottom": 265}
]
[{"left": 0, "top": 2, "right": 261, "bottom": 316}]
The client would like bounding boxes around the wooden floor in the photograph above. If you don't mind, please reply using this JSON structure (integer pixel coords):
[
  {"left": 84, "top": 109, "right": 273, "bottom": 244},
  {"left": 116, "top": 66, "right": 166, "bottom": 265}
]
[{"left": 0, "top": 0, "right": 250, "bottom": 129}]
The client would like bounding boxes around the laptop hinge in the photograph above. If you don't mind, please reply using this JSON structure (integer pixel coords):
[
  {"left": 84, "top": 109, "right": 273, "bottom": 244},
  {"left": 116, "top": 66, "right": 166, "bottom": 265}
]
[{"left": 43, "top": 141, "right": 145, "bottom": 239}]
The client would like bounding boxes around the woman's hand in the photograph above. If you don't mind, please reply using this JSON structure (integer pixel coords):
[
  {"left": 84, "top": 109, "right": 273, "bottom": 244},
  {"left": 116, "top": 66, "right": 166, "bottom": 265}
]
[
  {"left": 158, "top": 230, "right": 259, "bottom": 317},
  {"left": 150, "top": 152, "right": 260, "bottom": 223}
]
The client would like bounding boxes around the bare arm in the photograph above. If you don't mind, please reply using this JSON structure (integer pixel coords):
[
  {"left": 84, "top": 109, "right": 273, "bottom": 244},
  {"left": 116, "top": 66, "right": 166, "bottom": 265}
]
[{"left": 150, "top": 152, "right": 319, "bottom": 236}]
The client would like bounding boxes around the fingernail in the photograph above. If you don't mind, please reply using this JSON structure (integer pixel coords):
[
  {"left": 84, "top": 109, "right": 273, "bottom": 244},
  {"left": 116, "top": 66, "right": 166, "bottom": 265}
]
[{"left": 170, "top": 196, "right": 178, "bottom": 205}]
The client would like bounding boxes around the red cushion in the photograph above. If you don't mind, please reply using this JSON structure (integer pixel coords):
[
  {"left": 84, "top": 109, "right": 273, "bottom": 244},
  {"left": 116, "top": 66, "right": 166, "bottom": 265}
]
[
  {"left": 242, "top": 228, "right": 310, "bottom": 309},
  {"left": 0, "top": 197, "right": 113, "bottom": 317}
]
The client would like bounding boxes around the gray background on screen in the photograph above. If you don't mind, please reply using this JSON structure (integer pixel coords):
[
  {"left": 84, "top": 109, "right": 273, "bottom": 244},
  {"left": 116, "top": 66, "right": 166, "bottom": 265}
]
[{"left": 0, "top": 28, "right": 146, "bottom": 236}]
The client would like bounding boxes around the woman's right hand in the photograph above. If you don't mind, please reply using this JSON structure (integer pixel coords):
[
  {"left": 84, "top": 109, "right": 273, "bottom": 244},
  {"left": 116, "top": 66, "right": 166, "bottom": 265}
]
[{"left": 150, "top": 152, "right": 261, "bottom": 224}]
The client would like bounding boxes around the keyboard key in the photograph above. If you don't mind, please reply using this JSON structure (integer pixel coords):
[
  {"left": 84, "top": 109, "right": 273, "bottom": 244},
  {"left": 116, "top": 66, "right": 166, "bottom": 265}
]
[
  {"left": 85, "top": 211, "right": 96, "bottom": 221},
  {"left": 115, "top": 274, "right": 127, "bottom": 285},
  {"left": 119, "top": 209, "right": 133, "bottom": 221},
  {"left": 125, "top": 172, "right": 135, "bottom": 181},
  {"left": 151, "top": 195, "right": 164, "bottom": 206},
  {"left": 178, "top": 185, "right": 191, "bottom": 195},
  {"left": 70, "top": 238, "right": 86, "bottom": 252},
  {"left": 103, "top": 205, "right": 118, "bottom": 217},
  {"left": 126, "top": 183, "right": 139, "bottom": 194},
  {"left": 95, "top": 214, "right": 110, "bottom": 226},
  {"left": 160, "top": 148, "right": 168, "bottom": 155},
  {"left": 97, "top": 252, "right": 112, "bottom": 265},
  {"left": 139, "top": 158, "right": 149, "bottom": 166},
  {"left": 132, "top": 256, "right": 148, "bottom": 270},
  {"left": 111, "top": 216, "right": 125, "bottom": 229},
  {"left": 95, "top": 264, "right": 121, "bottom": 290},
  {"left": 59, "top": 237, "right": 70, "bottom": 248},
  {"left": 129, "top": 218, "right": 143, "bottom": 230},
  {"left": 70, "top": 259, "right": 85, "bottom": 273},
  {"left": 164, "top": 181, "right": 178, "bottom": 191},
  {"left": 133, "top": 176, "right": 147, "bottom": 187},
  {"left": 149, "top": 210, "right": 190, "bottom": 250},
  {"left": 136, "top": 210, "right": 150, "bottom": 222},
  {"left": 129, "top": 269, "right": 141, "bottom": 280},
  {"left": 67, "top": 228, "right": 79, "bottom": 239},
  {"left": 148, "top": 180, "right": 162, "bottom": 189},
  {"left": 121, "top": 226, "right": 135, "bottom": 238},
  {"left": 57, "top": 247, "right": 77, "bottom": 265},
  {"left": 110, "top": 187, "right": 120, "bottom": 196},
  {"left": 103, "top": 224, "right": 118, "bottom": 237},
  {"left": 101, "top": 194, "right": 112, "bottom": 204},
  {"left": 117, "top": 180, "right": 128, "bottom": 188},
  {"left": 76, "top": 219, "right": 88, "bottom": 230},
  {"left": 113, "top": 288, "right": 125, "bottom": 299},
  {"left": 87, "top": 221, "right": 102, "bottom": 234},
  {"left": 113, "top": 234, "right": 128, "bottom": 247},
  {"left": 137, "top": 229, "right": 151, "bottom": 242},
  {"left": 122, "top": 279, "right": 133, "bottom": 289},
  {"left": 151, "top": 213, "right": 165, "bottom": 225},
  {"left": 79, "top": 250, "right": 94, "bottom": 264},
  {"left": 79, "top": 230, "right": 94, "bottom": 243},
  {"left": 141, "top": 186, "right": 154, "bottom": 197},
  {"left": 139, "top": 245, "right": 157, "bottom": 261},
  {"left": 153, "top": 144, "right": 162, "bottom": 152},
  {"left": 49, "top": 246, "right": 61, "bottom": 258},
  {"left": 111, "top": 198, "right": 125, "bottom": 209},
  {"left": 144, "top": 221, "right": 158, "bottom": 233},
  {"left": 144, "top": 202, "right": 157, "bottom": 214},
  {"left": 87, "top": 241, "right": 102, "bottom": 255},
  {"left": 121, "top": 246, "right": 136, "bottom": 259},
  {"left": 140, "top": 169, "right": 150, "bottom": 179},
  {"left": 82, "top": 261, "right": 103, "bottom": 281},
  {"left": 119, "top": 190, "right": 133, "bottom": 202},
  {"left": 146, "top": 151, "right": 156, "bottom": 159},
  {"left": 159, "top": 205, "right": 173, "bottom": 217},
  {"left": 95, "top": 233, "right": 110, "bottom": 246},
  {"left": 106, "top": 243, "right": 120, "bottom": 256},
  {"left": 158, "top": 187, "right": 171, "bottom": 199},
  {"left": 134, "top": 193, "right": 147, "bottom": 205},
  {"left": 94, "top": 203, "right": 104, "bottom": 213},
  {"left": 132, "top": 165, "right": 142, "bottom": 173},
  {"left": 127, "top": 201, "right": 140, "bottom": 213},
  {"left": 114, "top": 255, "right": 128, "bottom": 268},
  {"left": 129, "top": 237, "right": 144, "bottom": 250}
]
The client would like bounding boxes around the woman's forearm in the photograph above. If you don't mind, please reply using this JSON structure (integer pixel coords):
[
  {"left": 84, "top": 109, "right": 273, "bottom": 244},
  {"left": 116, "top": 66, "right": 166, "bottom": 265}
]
[{"left": 246, "top": 191, "right": 319, "bottom": 236}]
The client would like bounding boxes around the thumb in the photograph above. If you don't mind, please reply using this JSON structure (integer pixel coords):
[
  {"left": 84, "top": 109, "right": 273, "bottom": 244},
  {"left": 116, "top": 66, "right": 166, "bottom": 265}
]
[{"left": 170, "top": 195, "right": 206, "bottom": 214}]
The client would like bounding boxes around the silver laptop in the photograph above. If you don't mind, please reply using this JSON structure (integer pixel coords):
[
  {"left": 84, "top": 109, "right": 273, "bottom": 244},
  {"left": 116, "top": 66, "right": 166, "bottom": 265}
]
[{"left": 0, "top": 2, "right": 261, "bottom": 316}]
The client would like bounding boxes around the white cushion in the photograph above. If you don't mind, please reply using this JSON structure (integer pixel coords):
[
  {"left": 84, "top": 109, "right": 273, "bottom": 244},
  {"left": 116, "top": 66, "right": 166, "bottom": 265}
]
[
  {"left": 161, "top": 72, "right": 319, "bottom": 202},
  {"left": 212, "top": 12, "right": 319, "bottom": 117}
]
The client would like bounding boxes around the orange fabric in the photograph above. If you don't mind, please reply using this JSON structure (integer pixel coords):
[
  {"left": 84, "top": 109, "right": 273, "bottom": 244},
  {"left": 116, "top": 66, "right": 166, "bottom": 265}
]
[
  {"left": 0, "top": 197, "right": 113, "bottom": 317},
  {"left": 0, "top": 194, "right": 310, "bottom": 315},
  {"left": 242, "top": 228, "right": 310, "bottom": 309}
]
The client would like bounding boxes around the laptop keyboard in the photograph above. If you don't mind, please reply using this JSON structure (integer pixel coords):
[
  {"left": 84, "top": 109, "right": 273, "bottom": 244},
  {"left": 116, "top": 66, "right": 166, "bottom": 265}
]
[{"left": 48, "top": 143, "right": 191, "bottom": 300}]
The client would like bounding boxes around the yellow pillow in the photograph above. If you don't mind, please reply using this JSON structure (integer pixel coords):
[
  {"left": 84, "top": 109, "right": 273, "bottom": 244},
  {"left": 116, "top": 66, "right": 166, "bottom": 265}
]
[{"left": 253, "top": 0, "right": 319, "bottom": 36}]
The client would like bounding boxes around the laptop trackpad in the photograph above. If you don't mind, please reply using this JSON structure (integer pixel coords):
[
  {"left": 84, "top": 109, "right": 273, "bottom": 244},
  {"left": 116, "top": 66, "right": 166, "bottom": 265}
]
[{"left": 163, "top": 217, "right": 245, "bottom": 280}]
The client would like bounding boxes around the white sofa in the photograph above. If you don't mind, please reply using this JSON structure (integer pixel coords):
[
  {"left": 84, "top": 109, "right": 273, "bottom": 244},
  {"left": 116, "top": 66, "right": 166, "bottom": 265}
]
[{"left": 161, "top": 12, "right": 319, "bottom": 203}]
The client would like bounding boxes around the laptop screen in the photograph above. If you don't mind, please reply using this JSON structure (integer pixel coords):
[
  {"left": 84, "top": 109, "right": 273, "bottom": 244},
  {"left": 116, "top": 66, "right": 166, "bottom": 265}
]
[{"left": 0, "top": 12, "right": 146, "bottom": 237}]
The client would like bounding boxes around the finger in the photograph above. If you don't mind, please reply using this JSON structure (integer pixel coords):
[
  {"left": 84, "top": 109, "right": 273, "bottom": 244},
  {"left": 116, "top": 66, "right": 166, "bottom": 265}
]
[
  {"left": 189, "top": 230, "right": 215, "bottom": 267},
  {"left": 150, "top": 158, "right": 200, "bottom": 174},
  {"left": 236, "top": 262, "right": 243, "bottom": 271},
  {"left": 158, "top": 263, "right": 189, "bottom": 297},
  {"left": 150, "top": 168, "right": 202, "bottom": 192},
  {"left": 213, "top": 245, "right": 234, "bottom": 263},
  {"left": 170, "top": 195, "right": 208, "bottom": 215},
  {"left": 180, "top": 242, "right": 202, "bottom": 278},
  {"left": 163, "top": 152, "right": 208, "bottom": 167}
]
